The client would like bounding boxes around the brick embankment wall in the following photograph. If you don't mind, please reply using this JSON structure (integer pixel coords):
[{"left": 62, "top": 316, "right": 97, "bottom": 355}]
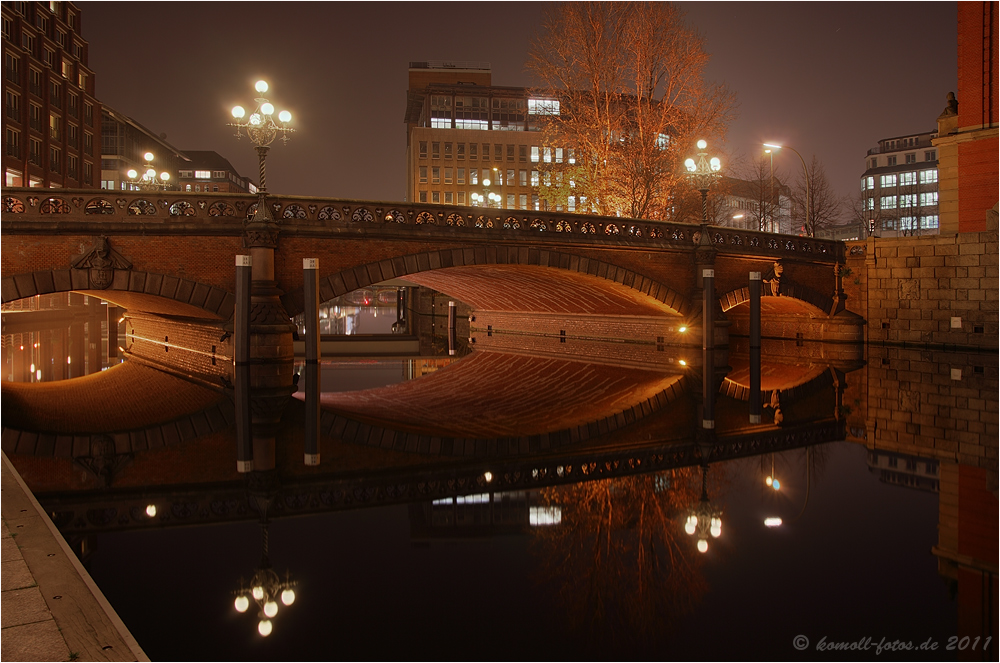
[{"left": 845, "top": 226, "right": 999, "bottom": 350}]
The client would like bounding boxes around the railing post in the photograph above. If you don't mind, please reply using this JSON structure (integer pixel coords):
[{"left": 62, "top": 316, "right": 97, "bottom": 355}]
[
  {"left": 235, "top": 255, "right": 253, "bottom": 473},
  {"left": 750, "top": 271, "right": 762, "bottom": 424},
  {"left": 303, "top": 258, "right": 320, "bottom": 466},
  {"left": 448, "top": 300, "right": 457, "bottom": 356}
]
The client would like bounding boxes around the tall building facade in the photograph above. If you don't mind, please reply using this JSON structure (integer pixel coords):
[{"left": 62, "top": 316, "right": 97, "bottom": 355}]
[
  {"left": 859, "top": 130, "right": 941, "bottom": 237},
  {"left": 405, "top": 61, "right": 558, "bottom": 211},
  {"left": 933, "top": 1, "right": 998, "bottom": 234},
  {"left": 2, "top": 1, "right": 100, "bottom": 188},
  {"left": 173, "top": 150, "right": 256, "bottom": 194}
]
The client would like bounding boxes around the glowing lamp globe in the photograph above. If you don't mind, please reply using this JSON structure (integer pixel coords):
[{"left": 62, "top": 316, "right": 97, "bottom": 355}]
[
  {"left": 234, "top": 596, "right": 249, "bottom": 613},
  {"left": 684, "top": 158, "right": 696, "bottom": 172},
  {"left": 260, "top": 102, "right": 274, "bottom": 116},
  {"left": 161, "top": 172, "right": 170, "bottom": 181},
  {"left": 697, "top": 139, "right": 708, "bottom": 150},
  {"left": 710, "top": 157, "right": 722, "bottom": 171},
  {"left": 483, "top": 178, "right": 491, "bottom": 187},
  {"left": 251, "top": 586, "right": 264, "bottom": 600},
  {"left": 145, "top": 504, "right": 157, "bottom": 518},
  {"left": 697, "top": 539, "right": 708, "bottom": 553},
  {"left": 258, "top": 619, "right": 272, "bottom": 637},
  {"left": 280, "top": 589, "right": 296, "bottom": 606},
  {"left": 143, "top": 152, "right": 154, "bottom": 162},
  {"left": 263, "top": 601, "right": 278, "bottom": 618},
  {"left": 249, "top": 113, "right": 262, "bottom": 126},
  {"left": 278, "top": 110, "right": 291, "bottom": 123},
  {"left": 232, "top": 106, "right": 246, "bottom": 119},
  {"left": 145, "top": 168, "right": 156, "bottom": 179},
  {"left": 127, "top": 169, "right": 138, "bottom": 179},
  {"left": 255, "top": 80, "right": 269, "bottom": 93}
]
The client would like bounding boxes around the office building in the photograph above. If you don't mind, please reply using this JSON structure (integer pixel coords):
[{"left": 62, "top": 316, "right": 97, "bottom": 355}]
[
  {"left": 859, "top": 130, "right": 941, "bottom": 237},
  {"left": 2, "top": 0, "right": 100, "bottom": 188}
]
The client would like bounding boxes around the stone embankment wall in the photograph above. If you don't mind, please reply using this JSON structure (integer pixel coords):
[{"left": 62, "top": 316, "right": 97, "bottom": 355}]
[{"left": 844, "top": 222, "right": 998, "bottom": 350}]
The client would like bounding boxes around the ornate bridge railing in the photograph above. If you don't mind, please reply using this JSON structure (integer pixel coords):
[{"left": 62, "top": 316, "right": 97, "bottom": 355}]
[{"left": 1, "top": 188, "right": 844, "bottom": 264}]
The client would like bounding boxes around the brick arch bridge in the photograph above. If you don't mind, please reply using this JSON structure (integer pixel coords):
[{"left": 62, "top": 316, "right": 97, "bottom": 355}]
[{"left": 1, "top": 189, "right": 858, "bottom": 338}]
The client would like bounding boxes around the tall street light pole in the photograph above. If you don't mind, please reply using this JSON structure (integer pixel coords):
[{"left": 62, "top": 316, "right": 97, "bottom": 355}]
[
  {"left": 763, "top": 143, "right": 810, "bottom": 236},
  {"left": 684, "top": 139, "right": 722, "bottom": 227}
]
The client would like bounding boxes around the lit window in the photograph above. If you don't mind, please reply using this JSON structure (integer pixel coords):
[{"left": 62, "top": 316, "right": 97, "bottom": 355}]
[
  {"left": 899, "top": 172, "right": 916, "bottom": 186},
  {"left": 519, "top": 193, "right": 527, "bottom": 209},
  {"left": 506, "top": 193, "right": 514, "bottom": 208},
  {"left": 527, "top": 99, "right": 560, "bottom": 115},
  {"left": 880, "top": 174, "right": 896, "bottom": 188},
  {"left": 880, "top": 196, "right": 897, "bottom": 209},
  {"left": 529, "top": 506, "right": 562, "bottom": 525},
  {"left": 195, "top": 170, "right": 211, "bottom": 179},
  {"left": 920, "top": 192, "right": 938, "bottom": 206},
  {"left": 519, "top": 170, "right": 527, "bottom": 187},
  {"left": 543, "top": 147, "right": 552, "bottom": 163},
  {"left": 867, "top": 176, "right": 874, "bottom": 189},
  {"left": 920, "top": 169, "right": 938, "bottom": 184},
  {"left": 568, "top": 195, "right": 576, "bottom": 212},
  {"left": 900, "top": 194, "right": 916, "bottom": 208},
  {"left": 531, "top": 170, "right": 539, "bottom": 186},
  {"left": 454, "top": 118, "right": 487, "bottom": 130},
  {"left": 900, "top": 216, "right": 917, "bottom": 230},
  {"left": 920, "top": 215, "right": 939, "bottom": 229},
  {"left": 531, "top": 146, "right": 540, "bottom": 163},
  {"left": 555, "top": 147, "right": 563, "bottom": 163},
  {"left": 430, "top": 118, "right": 450, "bottom": 129},
  {"left": 470, "top": 169, "right": 478, "bottom": 185}
]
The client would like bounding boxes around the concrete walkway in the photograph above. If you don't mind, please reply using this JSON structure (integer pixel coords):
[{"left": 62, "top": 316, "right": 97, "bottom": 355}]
[{"left": 1, "top": 452, "right": 147, "bottom": 662}]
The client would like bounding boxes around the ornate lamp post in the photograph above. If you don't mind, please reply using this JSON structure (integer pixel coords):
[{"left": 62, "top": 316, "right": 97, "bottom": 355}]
[
  {"left": 230, "top": 80, "right": 293, "bottom": 234},
  {"left": 125, "top": 152, "right": 170, "bottom": 191},
  {"left": 684, "top": 139, "right": 722, "bottom": 227},
  {"left": 684, "top": 464, "right": 722, "bottom": 553}
]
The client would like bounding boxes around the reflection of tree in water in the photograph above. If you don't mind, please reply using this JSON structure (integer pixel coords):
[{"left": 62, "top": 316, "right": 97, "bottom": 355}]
[{"left": 532, "top": 468, "right": 708, "bottom": 642}]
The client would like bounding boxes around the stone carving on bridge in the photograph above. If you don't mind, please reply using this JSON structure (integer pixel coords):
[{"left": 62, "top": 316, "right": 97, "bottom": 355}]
[
  {"left": 71, "top": 236, "right": 132, "bottom": 290},
  {"left": 764, "top": 261, "right": 783, "bottom": 296},
  {"left": 74, "top": 435, "right": 133, "bottom": 489}
]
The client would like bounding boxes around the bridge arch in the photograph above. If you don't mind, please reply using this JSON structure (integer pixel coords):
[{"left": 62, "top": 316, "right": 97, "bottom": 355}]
[
  {"left": 718, "top": 279, "right": 833, "bottom": 318},
  {"left": 1, "top": 269, "right": 234, "bottom": 320},
  {"left": 281, "top": 245, "right": 692, "bottom": 318}
]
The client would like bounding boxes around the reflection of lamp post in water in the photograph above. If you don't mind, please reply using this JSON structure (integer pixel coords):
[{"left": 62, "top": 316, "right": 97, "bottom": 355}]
[
  {"left": 763, "top": 447, "right": 813, "bottom": 528},
  {"left": 232, "top": 474, "right": 296, "bottom": 637},
  {"left": 684, "top": 465, "right": 722, "bottom": 553}
]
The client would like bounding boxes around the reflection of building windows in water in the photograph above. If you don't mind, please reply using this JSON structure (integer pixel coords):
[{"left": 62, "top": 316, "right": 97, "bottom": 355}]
[{"left": 529, "top": 506, "right": 562, "bottom": 526}]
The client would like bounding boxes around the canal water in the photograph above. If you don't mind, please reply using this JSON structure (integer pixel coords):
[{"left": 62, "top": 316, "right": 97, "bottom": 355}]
[{"left": 1, "top": 293, "right": 994, "bottom": 661}]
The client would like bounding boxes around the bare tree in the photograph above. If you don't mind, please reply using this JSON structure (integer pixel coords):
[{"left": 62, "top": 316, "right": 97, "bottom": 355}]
[
  {"left": 790, "top": 156, "right": 843, "bottom": 237},
  {"left": 847, "top": 187, "right": 882, "bottom": 238},
  {"left": 526, "top": 2, "right": 736, "bottom": 220},
  {"left": 724, "top": 154, "right": 790, "bottom": 231}
]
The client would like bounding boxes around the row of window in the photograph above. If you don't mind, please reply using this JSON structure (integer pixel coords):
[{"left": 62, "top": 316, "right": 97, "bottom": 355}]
[
  {"left": 419, "top": 167, "right": 568, "bottom": 188},
  {"left": 3, "top": 2, "right": 78, "bottom": 32},
  {"left": 862, "top": 169, "right": 938, "bottom": 190},
  {"left": 6, "top": 125, "right": 92, "bottom": 159},
  {"left": 869, "top": 150, "right": 935, "bottom": 169},
  {"left": 4, "top": 56, "right": 95, "bottom": 126},
  {"left": 414, "top": 189, "right": 584, "bottom": 212},
  {"left": 881, "top": 215, "right": 940, "bottom": 230},
  {"left": 869, "top": 192, "right": 939, "bottom": 209},
  {"left": 416, "top": 140, "right": 580, "bottom": 165}
]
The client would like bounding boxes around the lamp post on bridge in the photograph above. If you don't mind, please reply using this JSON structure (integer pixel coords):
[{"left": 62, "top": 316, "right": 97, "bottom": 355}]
[
  {"left": 684, "top": 139, "right": 722, "bottom": 229},
  {"left": 230, "top": 80, "right": 294, "bottom": 236},
  {"left": 125, "top": 152, "right": 170, "bottom": 192}
]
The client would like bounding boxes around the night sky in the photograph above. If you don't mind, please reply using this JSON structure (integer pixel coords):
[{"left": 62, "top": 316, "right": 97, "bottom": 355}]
[{"left": 80, "top": 2, "right": 957, "bottom": 212}]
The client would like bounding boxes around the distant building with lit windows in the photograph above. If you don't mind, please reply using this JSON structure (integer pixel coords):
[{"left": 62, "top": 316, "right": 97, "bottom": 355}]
[
  {"left": 404, "top": 61, "right": 565, "bottom": 212},
  {"left": 173, "top": 150, "right": 256, "bottom": 194},
  {"left": 2, "top": 0, "right": 100, "bottom": 188},
  {"left": 860, "top": 130, "right": 940, "bottom": 237}
]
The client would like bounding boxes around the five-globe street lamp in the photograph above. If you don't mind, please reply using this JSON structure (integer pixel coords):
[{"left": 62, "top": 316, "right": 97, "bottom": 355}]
[
  {"left": 126, "top": 152, "right": 170, "bottom": 191},
  {"left": 230, "top": 80, "right": 293, "bottom": 227},
  {"left": 684, "top": 140, "right": 722, "bottom": 226},
  {"left": 233, "top": 564, "right": 297, "bottom": 637},
  {"left": 763, "top": 142, "right": 810, "bottom": 237}
]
